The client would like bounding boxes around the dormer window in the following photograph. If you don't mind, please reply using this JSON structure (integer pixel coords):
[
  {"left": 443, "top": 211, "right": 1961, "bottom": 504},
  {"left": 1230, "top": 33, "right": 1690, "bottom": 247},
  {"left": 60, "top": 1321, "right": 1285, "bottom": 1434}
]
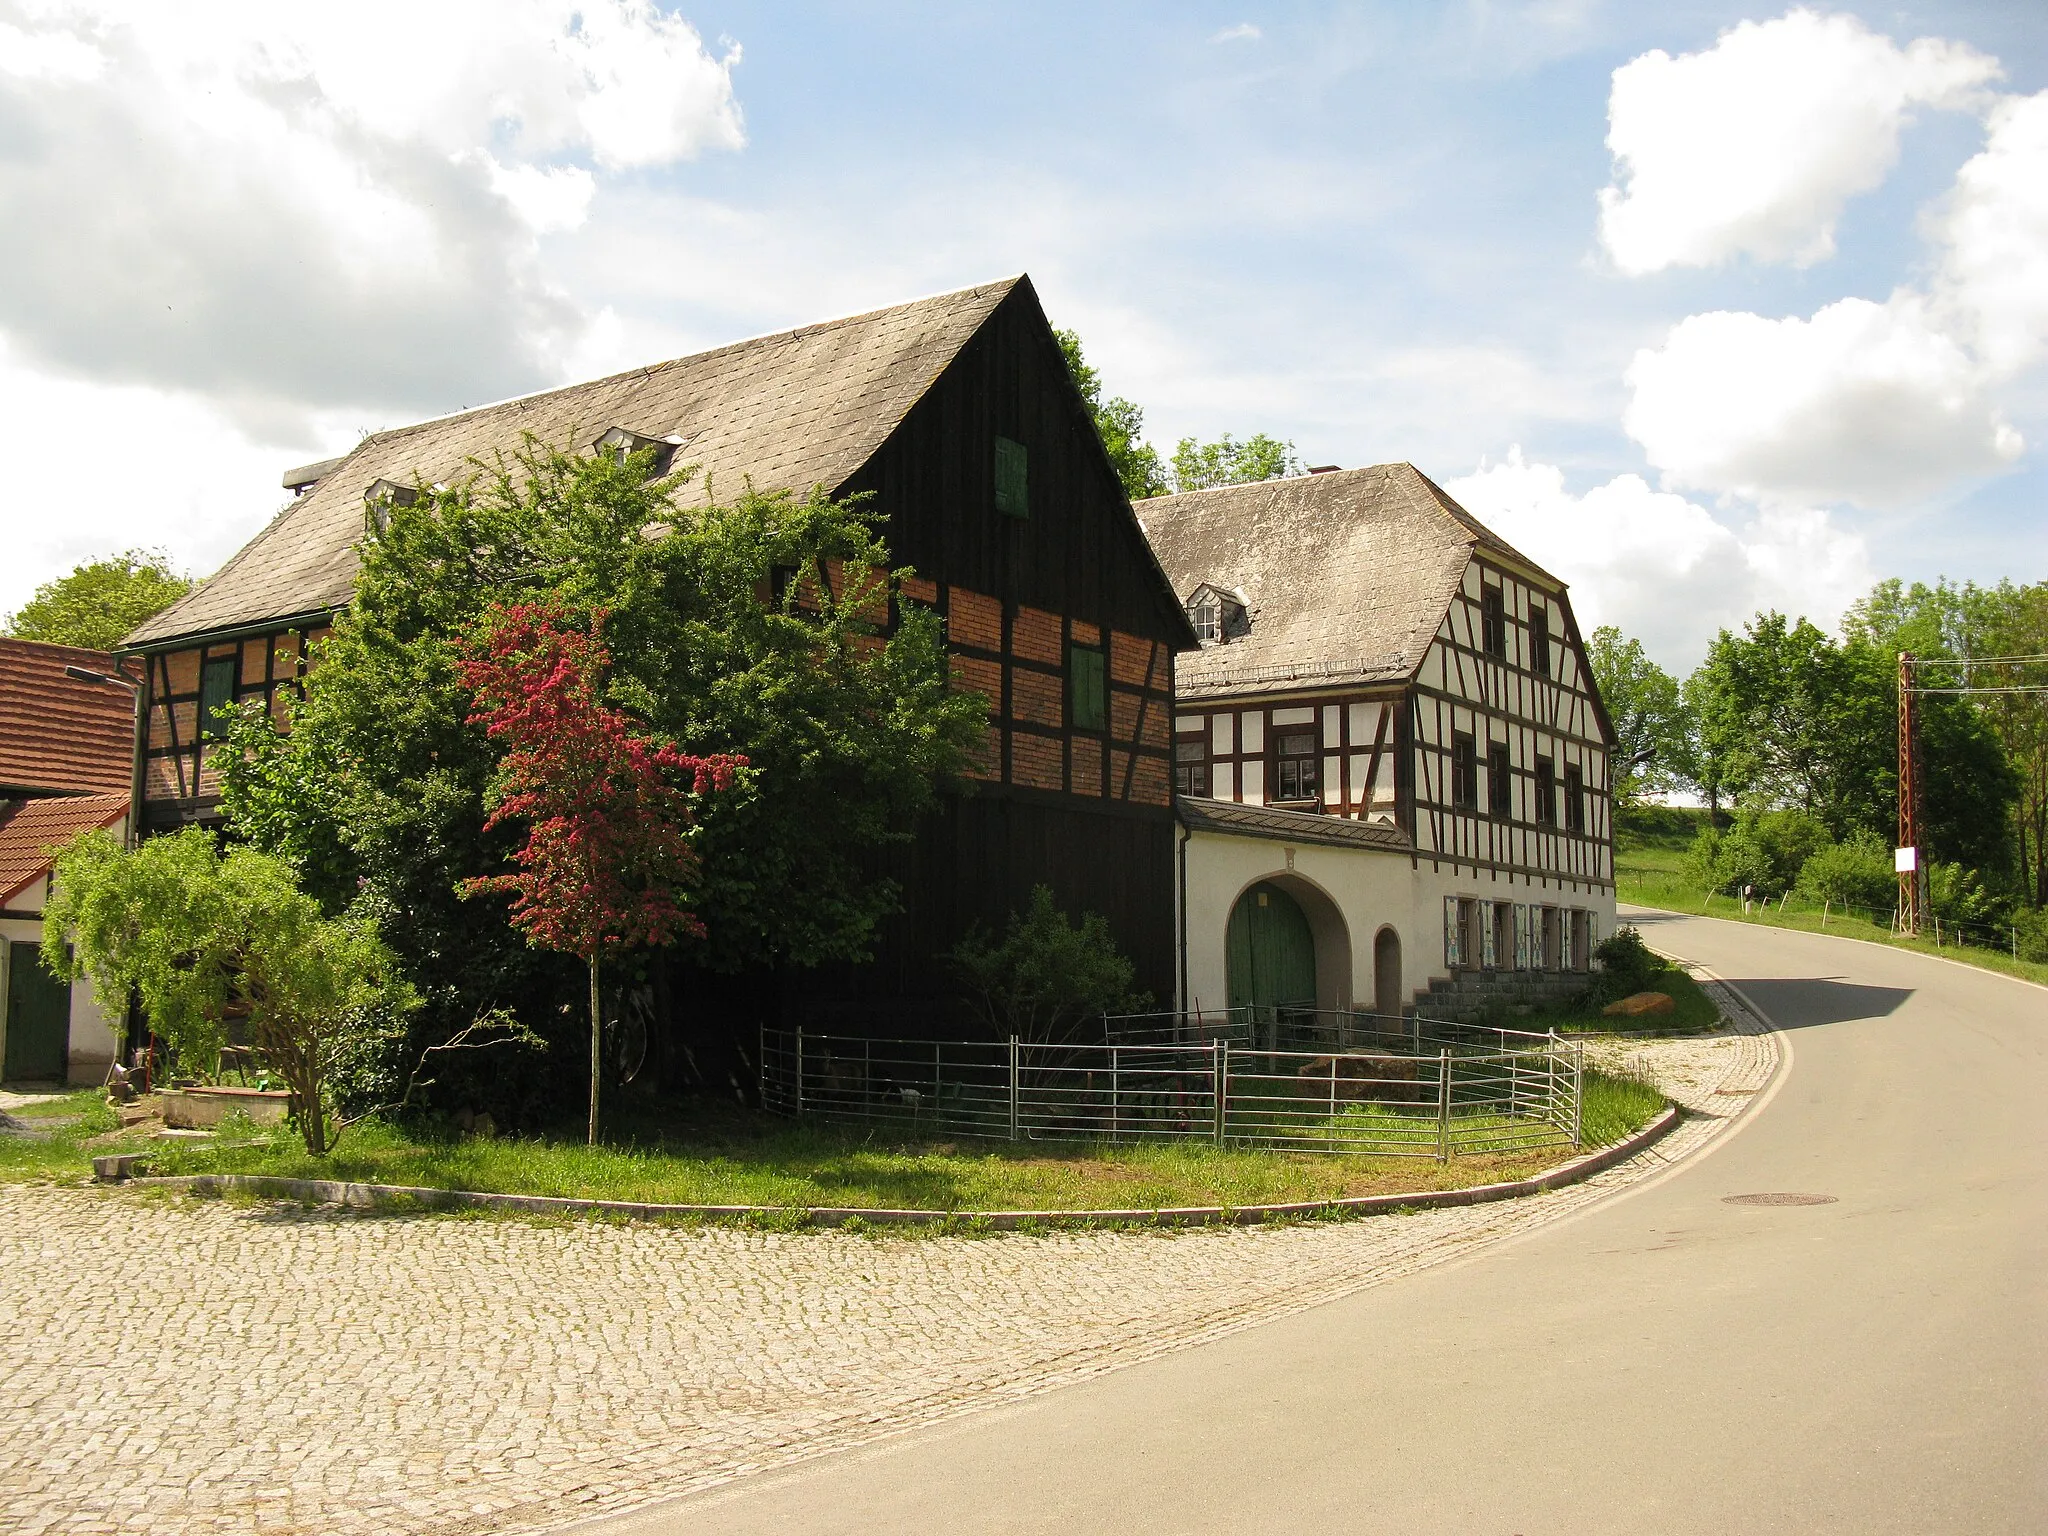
[
  {"left": 1183, "top": 583, "right": 1248, "bottom": 644},
  {"left": 596, "top": 426, "right": 685, "bottom": 478},
  {"left": 363, "top": 478, "right": 419, "bottom": 533}
]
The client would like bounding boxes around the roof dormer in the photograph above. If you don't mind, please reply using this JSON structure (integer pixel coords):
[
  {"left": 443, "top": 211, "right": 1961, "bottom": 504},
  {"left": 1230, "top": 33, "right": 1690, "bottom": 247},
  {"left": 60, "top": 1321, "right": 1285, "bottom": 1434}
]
[
  {"left": 1183, "top": 582, "right": 1250, "bottom": 644},
  {"left": 362, "top": 478, "right": 421, "bottom": 534},
  {"left": 594, "top": 426, "right": 687, "bottom": 478}
]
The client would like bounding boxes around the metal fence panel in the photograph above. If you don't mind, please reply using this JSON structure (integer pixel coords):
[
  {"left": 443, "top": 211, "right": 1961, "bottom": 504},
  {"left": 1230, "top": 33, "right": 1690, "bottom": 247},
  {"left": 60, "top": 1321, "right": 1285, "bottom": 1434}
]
[{"left": 760, "top": 1027, "right": 1583, "bottom": 1161}]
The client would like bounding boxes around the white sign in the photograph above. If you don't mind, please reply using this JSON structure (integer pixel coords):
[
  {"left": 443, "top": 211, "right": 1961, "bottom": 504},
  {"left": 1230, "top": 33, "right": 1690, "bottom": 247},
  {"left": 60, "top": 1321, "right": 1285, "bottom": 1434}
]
[{"left": 1895, "top": 846, "right": 1918, "bottom": 873}]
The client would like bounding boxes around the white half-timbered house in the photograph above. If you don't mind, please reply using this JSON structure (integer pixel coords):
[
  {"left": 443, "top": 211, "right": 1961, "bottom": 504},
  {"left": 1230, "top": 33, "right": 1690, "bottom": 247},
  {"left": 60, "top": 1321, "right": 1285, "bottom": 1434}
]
[{"left": 1137, "top": 463, "right": 1618, "bottom": 1022}]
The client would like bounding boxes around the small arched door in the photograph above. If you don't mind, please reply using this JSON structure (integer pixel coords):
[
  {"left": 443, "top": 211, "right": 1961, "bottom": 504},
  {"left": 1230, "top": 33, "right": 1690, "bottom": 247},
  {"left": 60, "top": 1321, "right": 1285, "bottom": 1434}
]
[
  {"left": 1373, "top": 927, "right": 1403, "bottom": 1019},
  {"left": 1226, "top": 882, "right": 1317, "bottom": 1016}
]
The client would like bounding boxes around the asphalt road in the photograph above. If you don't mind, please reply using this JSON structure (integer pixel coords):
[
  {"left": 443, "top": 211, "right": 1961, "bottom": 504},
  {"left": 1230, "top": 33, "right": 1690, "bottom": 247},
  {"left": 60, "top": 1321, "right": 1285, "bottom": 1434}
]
[{"left": 585, "top": 911, "right": 2047, "bottom": 1535}]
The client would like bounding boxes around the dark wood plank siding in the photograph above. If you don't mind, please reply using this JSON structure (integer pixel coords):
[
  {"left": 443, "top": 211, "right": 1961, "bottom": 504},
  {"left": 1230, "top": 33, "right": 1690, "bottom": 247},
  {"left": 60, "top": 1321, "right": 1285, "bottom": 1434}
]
[{"left": 787, "top": 283, "right": 1188, "bottom": 1023}]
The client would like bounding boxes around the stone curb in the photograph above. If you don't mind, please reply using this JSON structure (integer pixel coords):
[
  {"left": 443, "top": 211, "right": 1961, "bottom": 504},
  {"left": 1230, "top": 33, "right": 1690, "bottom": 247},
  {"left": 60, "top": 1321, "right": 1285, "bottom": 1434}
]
[{"left": 106, "top": 1105, "right": 1682, "bottom": 1231}]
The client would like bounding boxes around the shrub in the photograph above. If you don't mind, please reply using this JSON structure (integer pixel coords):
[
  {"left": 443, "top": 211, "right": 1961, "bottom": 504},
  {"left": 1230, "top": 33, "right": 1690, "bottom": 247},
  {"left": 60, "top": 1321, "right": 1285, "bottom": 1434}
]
[
  {"left": 1592, "top": 925, "right": 1661, "bottom": 1000},
  {"left": 951, "top": 885, "right": 1150, "bottom": 1044},
  {"left": 1928, "top": 862, "right": 2003, "bottom": 929},
  {"left": 1795, "top": 834, "right": 1895, "bottom": 913},
  {"left": 1691, "top": 807, "right": 1833, "bottom": 898},
  {"left": 2015, "top": 908, "right": 2048, "bottom": 964}
]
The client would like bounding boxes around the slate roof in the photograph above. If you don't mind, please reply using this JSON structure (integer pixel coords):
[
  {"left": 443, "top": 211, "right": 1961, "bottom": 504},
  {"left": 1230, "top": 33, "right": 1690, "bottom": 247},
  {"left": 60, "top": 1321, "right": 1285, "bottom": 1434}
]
[
  {"left": 1177, "top": 795, "right": 1412, "bottom": 853},
  {"left": 0, "top": 639, "right": 136, "bottom": 797},
  {"left": 1135, "top": 463, "right": 1562, "bottom": 701},
  {"left": 0, "top": 792, "right": 128, "bottom": 908},
  {"left": 126, "top": 278, "right": 1026, "bottom": 649}
]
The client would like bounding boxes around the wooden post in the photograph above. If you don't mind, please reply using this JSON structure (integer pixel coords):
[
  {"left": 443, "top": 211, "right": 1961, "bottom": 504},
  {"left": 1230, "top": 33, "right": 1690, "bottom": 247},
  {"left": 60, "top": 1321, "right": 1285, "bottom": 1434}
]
[{"left": 587, "top": 952, "right": 602, "bottom": 1147}]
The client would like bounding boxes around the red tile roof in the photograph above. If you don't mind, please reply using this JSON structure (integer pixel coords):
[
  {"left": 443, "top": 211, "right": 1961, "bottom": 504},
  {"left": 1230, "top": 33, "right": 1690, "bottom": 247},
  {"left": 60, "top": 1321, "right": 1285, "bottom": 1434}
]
[
  {"left": 0, "top": 792, "right": 128, "bottom": 907},
  {"left": 0, "top": 638, "right": 136, "bottom": 796}
]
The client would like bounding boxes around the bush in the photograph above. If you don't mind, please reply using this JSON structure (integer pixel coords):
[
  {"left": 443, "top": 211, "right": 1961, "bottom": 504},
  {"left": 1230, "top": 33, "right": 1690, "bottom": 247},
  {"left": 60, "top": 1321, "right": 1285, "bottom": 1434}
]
[
  {"left": 1592, "top": 925, "right": 1661, "bottom": 999},
  {"left": 2015, "top": 907, "right": 2048, "bottom": 964},
  {"left": 1689, "top": 807, "right": 1833, "bottom": 898},
  {"left": 1795, "top": 834, "right": 1895, "bottom": 913},
  {"left": 1928, "top": 862, "right": 2004, "bottom": 929},
  {"left": 951, "top": 886, "right": 1151, "bottom": 1044}
]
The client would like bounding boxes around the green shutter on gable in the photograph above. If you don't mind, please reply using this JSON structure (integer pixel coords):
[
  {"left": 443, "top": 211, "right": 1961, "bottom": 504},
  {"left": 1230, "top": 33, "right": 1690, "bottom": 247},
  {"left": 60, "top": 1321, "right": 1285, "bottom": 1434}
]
[
  {"left": 1068, "top": 644, "right": 1105, "bottom": 732},
  {"left": 994, "top": 435, "right": 1028, "bottom": 518},
  {"left": 199, "top": 656, "right": 238, "bottom": 741}
]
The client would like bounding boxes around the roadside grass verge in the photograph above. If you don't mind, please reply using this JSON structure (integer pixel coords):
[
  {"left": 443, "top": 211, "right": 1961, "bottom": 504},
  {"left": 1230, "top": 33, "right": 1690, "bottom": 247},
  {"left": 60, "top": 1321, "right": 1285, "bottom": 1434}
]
[
  {"left": 9, "top": 1072, "right": 1666, "bottom": 1211},
  {"left": 1616, "top": 870, "right": 2048, "bottom": 988}
]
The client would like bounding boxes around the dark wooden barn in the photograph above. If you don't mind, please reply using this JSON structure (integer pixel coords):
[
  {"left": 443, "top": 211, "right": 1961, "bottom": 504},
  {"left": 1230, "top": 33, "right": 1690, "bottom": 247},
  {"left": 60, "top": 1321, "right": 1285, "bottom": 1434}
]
[{"left": 121, "top": 276, "right": 1195, "bottom": 1061}]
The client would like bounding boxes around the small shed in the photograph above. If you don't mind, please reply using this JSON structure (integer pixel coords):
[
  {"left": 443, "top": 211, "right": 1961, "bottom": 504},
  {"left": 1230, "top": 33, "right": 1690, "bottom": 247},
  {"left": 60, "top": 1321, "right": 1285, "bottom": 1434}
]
[{"left": 0, "top": 794, "right": 129, "bottom": 1084}]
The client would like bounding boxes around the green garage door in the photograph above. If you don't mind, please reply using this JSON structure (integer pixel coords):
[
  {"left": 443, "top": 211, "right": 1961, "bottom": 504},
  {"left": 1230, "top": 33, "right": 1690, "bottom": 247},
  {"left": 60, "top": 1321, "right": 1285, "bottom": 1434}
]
[
  {"left": 5, "top": 941, "right": 70, "bottom": 1084},
  {"left": 1226, "top": 882, "right": 1317, "bottom": 1014}
]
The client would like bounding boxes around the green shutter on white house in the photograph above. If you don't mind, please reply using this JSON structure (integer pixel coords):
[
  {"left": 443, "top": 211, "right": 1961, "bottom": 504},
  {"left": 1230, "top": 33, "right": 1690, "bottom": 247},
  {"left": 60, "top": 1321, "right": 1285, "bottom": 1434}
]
[
  {"left": 1068, "top": 644, "right": 1106, "bottom": 732},
  {"left": 994, "top": 436, "right": 1028, "bottom": 518},
  {"left": 1443, "top": 896, "right": 1462, "bottom": 969},
  {"left": 1515, "top": 904, "right": 1532, "bottom": 971}
]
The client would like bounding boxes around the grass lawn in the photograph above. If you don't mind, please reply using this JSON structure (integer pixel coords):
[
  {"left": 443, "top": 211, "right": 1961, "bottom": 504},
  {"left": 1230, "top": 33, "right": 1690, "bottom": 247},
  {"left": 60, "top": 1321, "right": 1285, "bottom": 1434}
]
[
  {"left": 4, "top": 1070, "right": 1666, "bottom": 1216},
  {"left": 0, "top": 1090, "right": 121, "bottom": 1182},
  {"left": 1536, "top": 963, "right": 1726, "bottom": 1036}
]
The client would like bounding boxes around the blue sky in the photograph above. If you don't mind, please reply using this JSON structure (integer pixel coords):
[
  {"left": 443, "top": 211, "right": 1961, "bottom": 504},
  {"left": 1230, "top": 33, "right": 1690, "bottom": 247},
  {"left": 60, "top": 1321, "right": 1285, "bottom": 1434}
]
[{"left": 1, "top": 1, "right": 2042, "bottom": 670}]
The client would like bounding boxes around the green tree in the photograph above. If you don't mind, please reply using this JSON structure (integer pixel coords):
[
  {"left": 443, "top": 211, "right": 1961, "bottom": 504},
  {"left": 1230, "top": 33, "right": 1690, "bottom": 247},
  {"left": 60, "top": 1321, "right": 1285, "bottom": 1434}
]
[
  {"left": 42, "top": 829, "right": 415, "bottom": 1156},
  {"left": 950, "top": 885, "right": 1151, "bottom": 1045},
  {"left": 1586, "top": 626, "right": 1687, "bottom": 805},
  {"left": 220, "top": 438, "right": 987, "bottom": 1113},
  {"left": 1845, "top": 576, "right": 2046, "bottom": 904},
  {"left": 4, "top": 549, "right": 191, "bottom": 650},
  {"left": 1169, "top": 432, "right": 1299, "bottom": 492},
  {"left": 1054, "top": 327, "right": 1169, "bottom": 500},
  {"left": 1686, "top": 613, "right": 1893, "bottom": 837}
]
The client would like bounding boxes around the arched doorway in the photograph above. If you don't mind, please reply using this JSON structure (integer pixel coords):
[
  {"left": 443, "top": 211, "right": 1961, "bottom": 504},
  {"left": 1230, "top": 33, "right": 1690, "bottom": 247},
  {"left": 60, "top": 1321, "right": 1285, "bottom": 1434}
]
[
  {"left": 1373, "top": 927, "right": 1403, "bottom": 1020},
  {"left": 1226, "top": 882, "right": 1317, "bottom": 1037}
]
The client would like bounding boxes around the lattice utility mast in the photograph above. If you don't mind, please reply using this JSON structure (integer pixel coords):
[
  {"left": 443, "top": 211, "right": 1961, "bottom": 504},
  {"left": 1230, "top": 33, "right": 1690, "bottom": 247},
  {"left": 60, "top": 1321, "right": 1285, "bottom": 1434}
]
[{"left": 1897, "top": 651, "right": 1925, "bottom": 935}]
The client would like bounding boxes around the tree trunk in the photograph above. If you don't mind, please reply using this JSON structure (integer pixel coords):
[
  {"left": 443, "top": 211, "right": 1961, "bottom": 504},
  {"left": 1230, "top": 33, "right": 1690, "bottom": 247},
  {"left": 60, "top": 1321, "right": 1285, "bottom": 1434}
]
[{"left": 588, "top": 951, "right": 602, "bottom": 1147}]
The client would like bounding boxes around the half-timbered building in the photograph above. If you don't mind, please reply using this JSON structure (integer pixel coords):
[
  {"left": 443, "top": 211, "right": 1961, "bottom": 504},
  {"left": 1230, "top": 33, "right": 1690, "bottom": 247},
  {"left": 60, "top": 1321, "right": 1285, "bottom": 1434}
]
[
  {"left": 120, "top": 277, "right": 1194, "bottom": 1032},
  {"left": 1136, "top": 463, "right": 1617, "bottom": 1022}
]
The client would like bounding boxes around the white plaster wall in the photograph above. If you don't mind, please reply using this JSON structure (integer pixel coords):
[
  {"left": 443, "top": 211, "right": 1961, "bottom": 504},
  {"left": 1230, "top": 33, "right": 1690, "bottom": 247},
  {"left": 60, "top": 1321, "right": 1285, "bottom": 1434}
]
[{"left": 1182, "top": 830, "right": 1618, "bottom": 1017}]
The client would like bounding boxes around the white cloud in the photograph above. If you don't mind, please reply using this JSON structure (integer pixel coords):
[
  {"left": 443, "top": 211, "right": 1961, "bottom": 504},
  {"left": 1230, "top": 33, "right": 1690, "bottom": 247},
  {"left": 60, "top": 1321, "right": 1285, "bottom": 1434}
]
[
  {"left": 0, "top": 337, "right": 332, "bottom": 620},
  {"left": 1211, "top": 24, "right": 1261, "bottom": 44},
  {"left": 1620, "top": 79, "right": 2048, "bottom": 511},
  {"left": 1932, "top": 89, "right": 2048, "bottom": 378},
  {"left": 0, "top": 0, "right": 742, "bottom": 420},
  {"left": 1623, "top": 295, "right": 2023, "bottom": 507},
  {"left": 1445, "top": 449, "right": 1872, "bottom": 667},
  {"left": 1597, "top": 8, "right": 1998, "bottom": 275}
]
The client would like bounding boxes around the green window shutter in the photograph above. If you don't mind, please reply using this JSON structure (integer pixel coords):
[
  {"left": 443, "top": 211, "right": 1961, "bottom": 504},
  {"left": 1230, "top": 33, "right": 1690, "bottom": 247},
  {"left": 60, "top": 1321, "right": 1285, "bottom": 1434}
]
[
  {"left": 994, "top": 436, "right": 1028, "bottom": 518},
  {"left": 199, "top": 656, "right": 238, "bottom": 741},
  {"left": 1068, "top": 644, "right": 1106, "bottom": 732}
]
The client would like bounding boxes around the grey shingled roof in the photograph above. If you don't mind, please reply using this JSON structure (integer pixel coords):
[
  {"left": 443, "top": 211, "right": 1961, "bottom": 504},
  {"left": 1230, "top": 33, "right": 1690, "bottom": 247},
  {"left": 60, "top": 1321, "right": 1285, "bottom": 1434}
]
[
  {"left": 127, "top": 279, "right": 1024, "bottom": 648},
  {"left": 1177, "top": 795, "right": 1412, "bottom": 853},
  {"left": 1135, "top": 463, "right": 1561, "bottom": 701}
]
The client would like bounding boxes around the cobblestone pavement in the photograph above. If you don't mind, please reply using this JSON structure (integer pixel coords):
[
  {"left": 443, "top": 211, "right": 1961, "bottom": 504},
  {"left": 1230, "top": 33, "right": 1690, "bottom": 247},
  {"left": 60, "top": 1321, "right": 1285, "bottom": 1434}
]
[{"left": 0, "top": 995, "right": 1775, "bottom": 1536}]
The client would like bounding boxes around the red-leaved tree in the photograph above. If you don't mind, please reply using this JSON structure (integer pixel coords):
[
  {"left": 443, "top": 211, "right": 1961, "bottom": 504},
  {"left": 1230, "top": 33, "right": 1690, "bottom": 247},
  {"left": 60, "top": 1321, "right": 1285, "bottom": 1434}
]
[{"left": 456, "top": 601, "right": 743, "bottom": 1143}]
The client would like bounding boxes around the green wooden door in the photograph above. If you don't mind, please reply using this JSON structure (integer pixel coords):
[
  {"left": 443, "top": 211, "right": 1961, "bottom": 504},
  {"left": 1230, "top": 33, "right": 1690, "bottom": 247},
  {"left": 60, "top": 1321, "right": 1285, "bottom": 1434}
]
[
  {"left": 1226, "top": 882, "right": 1317, "bottom": 1012},
  {"left": 5, "top": 941, "right": 70, "bottom": 1083}
]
